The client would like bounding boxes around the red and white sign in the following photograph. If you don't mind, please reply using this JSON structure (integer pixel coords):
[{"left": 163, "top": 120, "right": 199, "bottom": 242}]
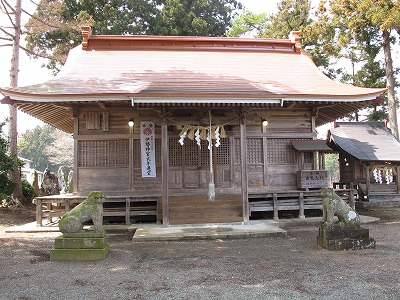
[{"left": 140, "top": 122, "right": 156, "bottom": 177}]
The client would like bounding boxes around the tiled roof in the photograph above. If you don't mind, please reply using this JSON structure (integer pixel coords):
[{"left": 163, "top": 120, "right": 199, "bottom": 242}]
[{"left": 328, "top": 122, "right": 400, "bottom": 162}]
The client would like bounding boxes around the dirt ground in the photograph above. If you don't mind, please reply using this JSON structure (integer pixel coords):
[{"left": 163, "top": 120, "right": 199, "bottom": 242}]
[
  {"left": 0, "top": 206, "right": 400, "bottom": 300},
  {"left": 0, "top": 205, "right": 37, "bottom": 230}
]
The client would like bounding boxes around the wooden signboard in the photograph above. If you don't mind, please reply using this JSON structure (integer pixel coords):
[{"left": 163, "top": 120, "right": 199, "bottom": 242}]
[{"left": 297, "top": 170, "right": 328, "bottom": 189}]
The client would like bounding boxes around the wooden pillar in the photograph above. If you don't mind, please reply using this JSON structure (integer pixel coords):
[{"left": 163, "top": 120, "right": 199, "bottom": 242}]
[
  {"left": 311, "top": 114, "right": 317, "bottom": 169},
  {"left": 161, "top": 118, "right": 170, "bottom": 226},
  {"left": 299, "top": 192, "right": 305, "bottom": 219},
  {"left": 319, "top": 152, "right": 326, "bottom": 170},
  {"left": 240, "top": 111, "right": 249, "bottom": 223},
  {"left": 313, "top": 151, "right": 318, "bottom": 170},
  {"left": 35, "top": 199, "right": 43, "bottom": 226},
  {"left": 262, "top": 123, "right": 268, "bottom": 186},
  {"left": 298, "top": 152, "right": 305, "bottom": 170},
  {"left": 349, "top": 191, "right": 355, "bottom": 210},
  {"left": 72, "top": 108, "right": 79, "bottom": 194},
  {"left": 397, "top": 165, "right": 400, "bottom": 194},
  {"left": 365, "top": 164, "right": 371, "bottom": 199},
  {"left": 129, "top": 138, "right": 134, "bottom": 190},
  {"left": 273, "top": 193, "right": 278, "bottom": 221}
]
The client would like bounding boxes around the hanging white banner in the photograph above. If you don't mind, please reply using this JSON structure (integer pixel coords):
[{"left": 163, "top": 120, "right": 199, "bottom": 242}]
[{"left": 140, "top": 122, "right": 156, "bottom": 177}]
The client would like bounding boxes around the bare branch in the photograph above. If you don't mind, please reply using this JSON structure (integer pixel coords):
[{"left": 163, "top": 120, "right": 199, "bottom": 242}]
[
  {"left": 29, "top": 0, "right": 38, "bottom": 6},
  {"left": 0, "top": 0, "right": 16, "bottom": 28},
  {"left": 0, "top": 25, "right": 14, "bottom": 38},
  {"left": 0, "top": 43, "right": 13, "bottom": 47},
  {"left": 0, "top": 36, "right": 13, "bottom": 41},
  {"left": 0, "top": 0, "right": 15, "bottom": 13}
]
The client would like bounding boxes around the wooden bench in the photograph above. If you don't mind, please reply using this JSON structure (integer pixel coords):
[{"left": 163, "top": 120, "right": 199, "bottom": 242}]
[{"left": 33, "top": 195, "right": 160, "bottom": 226}]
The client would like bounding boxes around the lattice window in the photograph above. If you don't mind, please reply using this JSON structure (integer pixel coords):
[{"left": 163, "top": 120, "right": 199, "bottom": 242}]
[
  {"left": 133, "top": 139, "right": 161, "bottom": 166},
  {"left": 133, "top": 137, "right": 229, "bottom": 167},
  {"left": 133, "top": 139, "right": 140, "bottom": 166},
  {"left": 234, "top": 138, "right": 263, "bottom": 165},
  {"left": 169, "top": 137, "right": 182, "bottom": 166},
  {"left": 185, "top": 139, "right": 200, "bottom": 166},
  {"left": 156, "top": 139, "right": 161, "bottom": 165},
  {"left": 234, "top": 138, "right": 241, "bottom": 164},
  {"left": 267, "top": 139, "right": 297, "bottom": 164},
  {"left": 78, "top": 140, "right": 129, "bottom": 167},
  {"left": 200, "top": 140, "right": 211, "bottom": 165},
  {"left": 216, "top": 138, "right": 230, "bottom": 165},
  {"left": 247, "top": 138, "right": 263, "bottom": 165}
]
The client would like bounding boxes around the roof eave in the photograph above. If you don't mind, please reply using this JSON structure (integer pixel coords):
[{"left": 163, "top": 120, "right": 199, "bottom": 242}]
[{"left": 1, "top": 89, "right": 386, "bottom": 104}]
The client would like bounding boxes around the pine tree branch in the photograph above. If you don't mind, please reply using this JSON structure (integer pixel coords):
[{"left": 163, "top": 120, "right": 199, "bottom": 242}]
[
  {"left": 19, "top": 44, "right": 53, "bottom": 60},
  {"left": 22, "top": 7, "right": 64, "bottom": 30}
]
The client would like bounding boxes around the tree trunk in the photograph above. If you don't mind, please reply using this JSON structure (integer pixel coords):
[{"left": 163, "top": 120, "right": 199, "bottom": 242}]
[
  {"left": 8, "top": 0, "right": 26, "bottom": 205},
  {"left": 383, "top": 30, "right": 399, "bottom": 141}
]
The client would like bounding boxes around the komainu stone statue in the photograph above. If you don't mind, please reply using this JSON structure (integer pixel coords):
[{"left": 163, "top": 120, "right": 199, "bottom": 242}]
[
  {"left": 59, "top": 191, "right": 105, "bottom": 237},
  {"left": 318, "top": 187, "right": 375, "bottom": 250},
  {"left": 321, "top": 187, "right": 360, "bottom": 226}
]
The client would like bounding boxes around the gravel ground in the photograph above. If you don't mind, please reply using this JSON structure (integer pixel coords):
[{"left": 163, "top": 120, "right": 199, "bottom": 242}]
[{"left": 0, "top": 207, "right": 400, "bottom": 300}]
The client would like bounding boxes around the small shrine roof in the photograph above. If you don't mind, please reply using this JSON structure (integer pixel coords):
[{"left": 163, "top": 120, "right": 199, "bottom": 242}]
[
  {"left": 327, "top": 122, "right": 400, "bottom": 163},
  {"left": 292, "top": 140, "right": 334, "bottom": 152}
]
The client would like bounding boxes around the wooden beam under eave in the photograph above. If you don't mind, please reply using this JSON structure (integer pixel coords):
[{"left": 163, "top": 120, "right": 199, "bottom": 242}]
[{"left": 97, "top": 102, "right": 107, "bottom": 109}]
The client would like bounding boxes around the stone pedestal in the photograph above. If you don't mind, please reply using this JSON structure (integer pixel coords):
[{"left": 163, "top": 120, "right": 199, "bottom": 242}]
[
  {"left": 317, "top": 223, "right": 376, "bottom": 251},
  {"left": 50, "top": 234, "right": 109, "bottom": 261}
]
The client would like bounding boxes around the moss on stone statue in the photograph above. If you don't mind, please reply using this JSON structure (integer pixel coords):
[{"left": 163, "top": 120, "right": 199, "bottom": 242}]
[{"left": 59, "top": 191, "right": 105, "bottom": 237}]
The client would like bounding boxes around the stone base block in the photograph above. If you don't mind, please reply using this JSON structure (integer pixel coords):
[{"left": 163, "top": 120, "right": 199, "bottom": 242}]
[
  {"left": 54, "top": 235, "right": 109, "bottom": 249},
  {"left": 50, "top": 235, "right": 109, "bottom": 261},
  {"left": 317, "top": 223, "right": 376, "bottom": 251}
]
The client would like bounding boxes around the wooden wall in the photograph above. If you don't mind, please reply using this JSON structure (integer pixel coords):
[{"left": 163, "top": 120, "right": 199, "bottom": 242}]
[{"left": 74, "top": 106, "right": 314, "bottom": 195}]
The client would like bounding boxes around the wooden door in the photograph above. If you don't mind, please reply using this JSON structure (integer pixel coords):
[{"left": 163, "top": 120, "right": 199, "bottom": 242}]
[{"left": 168, "top": 138, "right": 231, "bottom": 189}]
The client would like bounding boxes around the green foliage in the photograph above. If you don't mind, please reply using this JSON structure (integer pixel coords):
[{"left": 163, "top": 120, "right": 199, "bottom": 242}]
[
  {"left": 25, "top": 0, "right": 242, "bottom": 72},
  {"left": 229, "top": 1, "right": 312, "bottom": 39},
  {"left": 18, "top": 125, "right": 55, "bottom": 172},
  {"left": 18, "top": 124, "right": 74, "bottom": 172},
  {"left": 260, "top": 0, "right": 312, "bottom": 39},
  {"left": 227, "top": 10, "right": 268, "bottom": 37},
  {"left": 21, "top": 179, "right": 35, "bottom": 201},
  {"left": 25, "top": 0, "right": 94, "bottom": 73},
  {"left": 302, "top": 0, "right": 398, "bottom": 124},
  {"left": 150, "top": 0, "right": 242, "bottom": 36},
  {"left": 0, "top": 122, "right": 15, "bottom": 199},
  {"left": 367, "top": 107, "right": 388, "bottom": 122},
  {"left": 325, "top": 153, "right": 339, "bottom": 185}
]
